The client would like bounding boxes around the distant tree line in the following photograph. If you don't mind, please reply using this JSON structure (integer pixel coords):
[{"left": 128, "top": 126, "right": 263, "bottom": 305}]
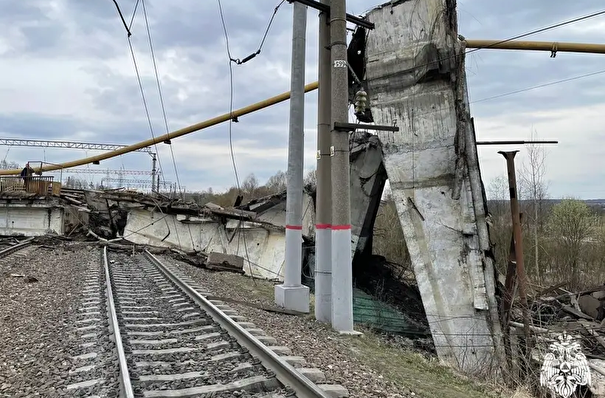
[
  {"left": 373, "top": 131, "right": 605, "bottom": 291},
  {"left": 182, "top": 170, "right": 316, "bottom": 208}
]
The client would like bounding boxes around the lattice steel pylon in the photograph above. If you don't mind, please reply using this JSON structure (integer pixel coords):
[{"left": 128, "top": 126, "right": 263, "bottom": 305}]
[
  {"left": 100, "top": 177, "right": 173, "bottom": 191},
  {"left": 0, "top": 138, "right": 161, "bottom": 193}
]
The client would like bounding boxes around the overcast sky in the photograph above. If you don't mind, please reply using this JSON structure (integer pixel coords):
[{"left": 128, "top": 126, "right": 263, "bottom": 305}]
[{"left": 0, "top": 0, "right": 603, "bottom": 198}]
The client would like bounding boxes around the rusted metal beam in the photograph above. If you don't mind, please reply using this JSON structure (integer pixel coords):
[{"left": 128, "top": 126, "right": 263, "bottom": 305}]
[
  {"left": 499, "top": 151, "right": 531, "bottom": 363},
  {"left": 502, "top": 212, "right": 522, "bottom": 327}
]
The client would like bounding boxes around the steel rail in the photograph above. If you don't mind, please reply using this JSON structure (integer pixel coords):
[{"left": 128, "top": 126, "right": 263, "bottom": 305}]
[
  {"left": 103, "top": 247, "right": 135, "bottom": 398},
  {"left": 0, "top": 237, "right": 35, "bottom": 257},
  {"left": 142, "top": 250, "right": 332, "bottom": 398}
]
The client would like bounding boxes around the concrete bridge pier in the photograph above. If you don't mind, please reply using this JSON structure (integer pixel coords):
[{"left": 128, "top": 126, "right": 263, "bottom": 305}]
[{"left": 365, "top": 0, "right": 504, "bottom": 374}]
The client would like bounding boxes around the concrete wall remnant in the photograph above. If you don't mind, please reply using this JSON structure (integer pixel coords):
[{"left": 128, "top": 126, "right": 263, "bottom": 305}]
[
  {"left": 365, "top": 0, "right": 504, "bottom": 373},
  {"left": 123, "top": 208, "right": 286, "bottom": 280},
  {"left": 0, "top": 200, "right": 64, "bottom": 236}
]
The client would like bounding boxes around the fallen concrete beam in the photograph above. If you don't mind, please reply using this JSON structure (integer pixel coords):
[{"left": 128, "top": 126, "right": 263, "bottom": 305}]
[{"left": 365, "top": 1, "right": 503, "bottom": 373}]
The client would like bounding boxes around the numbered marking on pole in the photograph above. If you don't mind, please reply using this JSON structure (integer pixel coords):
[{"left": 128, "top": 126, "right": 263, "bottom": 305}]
[{"left": 333, "top": 60, "right": 347, "bottom": 68}]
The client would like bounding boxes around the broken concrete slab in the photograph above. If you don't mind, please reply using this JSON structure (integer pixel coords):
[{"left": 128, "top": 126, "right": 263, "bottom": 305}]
[{"left": 206, "top": 252, "right": 245, "bottom": 274}]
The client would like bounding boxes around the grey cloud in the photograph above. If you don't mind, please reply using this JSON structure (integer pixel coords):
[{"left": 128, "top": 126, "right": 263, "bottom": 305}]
[{"left": 1, "top": 0, "right": 603, "bottom": 196}]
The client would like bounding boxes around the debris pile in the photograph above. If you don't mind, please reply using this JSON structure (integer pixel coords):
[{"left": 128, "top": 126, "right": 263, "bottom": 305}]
[{"left": 507, "top": 283, "right": 605, "bottom": 395}]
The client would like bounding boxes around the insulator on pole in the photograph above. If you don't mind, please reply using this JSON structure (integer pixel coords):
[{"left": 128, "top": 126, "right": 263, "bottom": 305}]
[{"left": 354, "top": 89, "right": 367, "bottom": 115}]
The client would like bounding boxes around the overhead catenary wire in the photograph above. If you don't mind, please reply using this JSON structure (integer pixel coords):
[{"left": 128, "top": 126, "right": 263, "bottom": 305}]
[
  {"left": 135, "top": 0, "right": 194, "bottom": 249},
  {"left": 126, "top": 38, "right": 168, "bottom": 190},
  {"left": 217, "top": 0, "right": 289, "bottom": 283},
  {"left": 140, "top": 0, "right": 185, "bottom": 200},
  {"left": 375, "top": 8, "right": 605, "bottom": 83},
  {"left": 226, "top": 0, "right": 287, "bottom": 65},
  {"left": 465, "top": 9, "right": 605, "bottom": 56},
  {"left": 117, "top": 1, "right": 185, "bottom": 250},
  {"left": 470, "top": 68, "right": 605, "bottom": 104}
]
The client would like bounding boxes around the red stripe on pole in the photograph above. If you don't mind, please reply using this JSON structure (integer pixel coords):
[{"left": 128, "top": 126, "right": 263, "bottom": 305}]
[
  {"left": 286, "top": 225, "right": 303, "bottom": 230},
  {"left": 331, "top": 224, "right": 351, "bottom": 230},
  {"left": 315, "top": 224, "right": 332, "bottom": 229}
]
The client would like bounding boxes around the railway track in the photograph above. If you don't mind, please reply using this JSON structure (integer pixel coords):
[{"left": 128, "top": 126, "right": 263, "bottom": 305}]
[
  {"left": 62, "top": 247, "right": 338, "bottom": 398},
  {"left": 0, "top": 236, "right": 35, "bottom": 257}
]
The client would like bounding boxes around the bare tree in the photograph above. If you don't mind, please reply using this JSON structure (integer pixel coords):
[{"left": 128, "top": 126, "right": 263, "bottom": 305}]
[
  {"left": 303, "top": 169, "right": 316, "bottom": 186},
  {"left": 241, "top": 173, "right": 259, "bottom": 198},
  {"left": 265, "top": 170, "right": 287, "bottom": 193},
  {"left": 519, "top": 129, "right": 549, "bottom": 282}
]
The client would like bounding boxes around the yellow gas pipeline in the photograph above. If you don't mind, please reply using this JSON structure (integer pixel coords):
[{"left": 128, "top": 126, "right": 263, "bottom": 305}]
[
  {"left": 0, "top": 82, "right": 319, "bottom": 175},
  {"left": 465, "top": 39, "right": 605, "bottom": 54},
  {"left": 3, "top": 39, "right": 604, "bottom": 176}
]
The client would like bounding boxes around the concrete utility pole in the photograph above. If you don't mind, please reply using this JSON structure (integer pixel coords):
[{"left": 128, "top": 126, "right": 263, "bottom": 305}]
[
  {"left": 275, "top": 1, "right": 310, "bottom": 313},
  {"left": 314, "top": 0, "right": 332, "bottom": 324},
  {"left": 329, "top": 0, "right": 354, "bottom": 332},
  {"left": 151, "top": 153, "right": 157, "bottom": 193}
]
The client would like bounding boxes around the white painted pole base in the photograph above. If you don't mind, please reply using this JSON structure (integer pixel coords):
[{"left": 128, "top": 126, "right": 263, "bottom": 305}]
[
  {"left": 283, "top": 228, "right": 303, "bottom": 286},
  {"left": 275, "top": 284, "right": 310, "bottom": 313},
  {"left": 331, "top": 226, "right": 354, "bottom": 332},
  {"left": 275, "top": 227, "right": 309, "bottom": 313},
  {"left": 314, "top": 227, "right": 332, "bottom": 323}
]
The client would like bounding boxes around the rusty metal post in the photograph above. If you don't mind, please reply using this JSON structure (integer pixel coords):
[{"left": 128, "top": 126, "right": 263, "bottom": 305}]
[
  {"left": 501, "top": 212, "right": 522, "bottom": 377},
  {"left": 499, "top": 151, "right": 531, "bottom": 366}
]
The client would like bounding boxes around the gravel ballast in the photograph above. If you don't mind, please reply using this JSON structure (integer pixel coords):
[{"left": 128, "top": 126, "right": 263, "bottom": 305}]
[
  {"left": 162, "top": 255, "right": 414, "bottom": 398},
  {"left": 0, "top": 243, "right": 102, "bottom": 397}
]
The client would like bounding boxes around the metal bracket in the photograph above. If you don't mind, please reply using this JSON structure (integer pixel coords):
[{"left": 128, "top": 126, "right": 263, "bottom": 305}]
[
  {"left": 316, "top": 150, "right": 321, "bottom": 159},
  {"left": 286, "top": 0, "right": 375, "bottom": 30},
  {"left": 333, "top": 122, "right": 399, "bottom": 132},
  {"left": 330, "top": 146, "right": 335, "bottom": 157}
]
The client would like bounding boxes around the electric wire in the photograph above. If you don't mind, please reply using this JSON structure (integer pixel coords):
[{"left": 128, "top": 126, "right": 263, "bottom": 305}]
[
  {"left": 218, "top": 0, "right": 279, "bottom": 283},
  {"left": 127, "top": 37, "right": 167, "bottom": 191},
  {"left": 141, "top": 0, "right": 184, "bottom": 199},
  {"left": 128, "top": 0, "right": 140, "bottom": 31},
  {"left": 114, "top": 0, "right": 168, "bottom": 191},
  {"left": 465, "top": 9, "right": 605, "bottom": 56},
  {"left": 140, "top": 0, "right": 196, "bottom": 249},
  {"left": 470, "top": 68, "right": 605, "bottom": 104},
  {"left": 225, "top": 0, "right": 287, "bottom": 65},
  {"left": 117, "top": 2, "right": 183, "bottom": 249},
  {"left": 376, "top": 8, "right": 605, "bottom": 82}
]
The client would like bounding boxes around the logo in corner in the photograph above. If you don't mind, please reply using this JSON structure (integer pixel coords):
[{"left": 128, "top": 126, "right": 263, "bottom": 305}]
[{"left": 540, "top": 332, "right": 591, "bottom": 398}]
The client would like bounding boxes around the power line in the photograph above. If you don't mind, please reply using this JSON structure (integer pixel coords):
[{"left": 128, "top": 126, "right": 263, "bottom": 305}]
[
  {"left": 465, "top": 9, "right": 605, "bottom": 56},
  {"left": 128, "top": 0, "right": 140, "bottom": 31},
  {"left": 141, "top": 0, "right": 184, "bottom": 199},
  {"left": 127, "top": 37, "right": 167, "bottom": 188},
  {"left": 216, "top": 0, "right": 279, "bottom": 284},
  {"left": 217, "top": 0, "right": 241, "bottom": 191},
  {"left": 111, "top": 0, "right": 132, "bottom": 36},
  {"left": 471, "top": 69, "right": 605, "bottom": 104},
  {"left": 402, "top": 8, "right": 605, "bottom": 79},
  {"left": 112, "top": 1, "right": 168, "bottom": 192},
  {"left": 225, "top": 0, "right": 287, "bottom": 65}
]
